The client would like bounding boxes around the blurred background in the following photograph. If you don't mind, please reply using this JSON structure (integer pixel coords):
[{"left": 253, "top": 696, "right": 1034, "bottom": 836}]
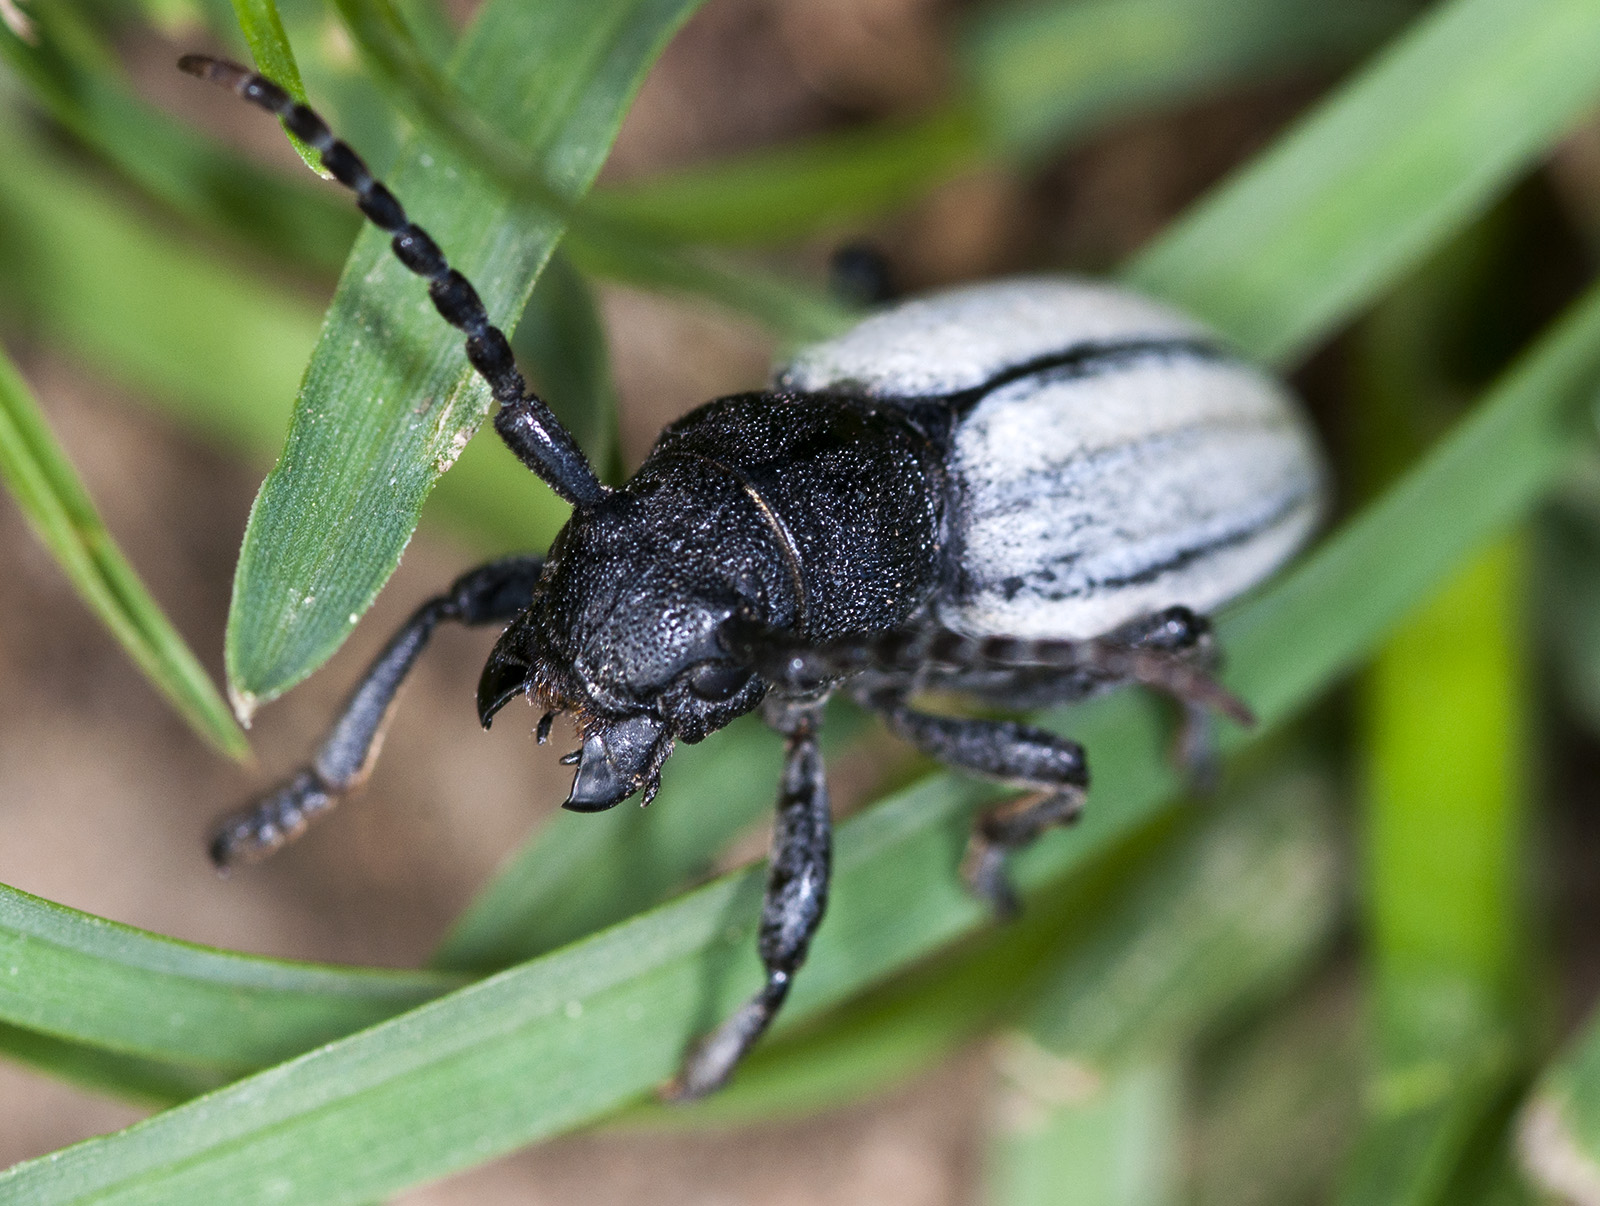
[{"left": 5, "top": 0, "right": 1600, "bottom": 1202}]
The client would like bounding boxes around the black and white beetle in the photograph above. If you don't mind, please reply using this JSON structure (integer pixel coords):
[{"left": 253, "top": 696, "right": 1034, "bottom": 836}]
[{"left": 185, "top": 56, "right": 1325, "bottom": 1099}]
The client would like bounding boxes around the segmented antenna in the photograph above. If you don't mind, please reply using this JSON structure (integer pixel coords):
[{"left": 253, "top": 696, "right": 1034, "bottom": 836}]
[{"left": 178, "top": 54, "right": 609, "bottom": 511}]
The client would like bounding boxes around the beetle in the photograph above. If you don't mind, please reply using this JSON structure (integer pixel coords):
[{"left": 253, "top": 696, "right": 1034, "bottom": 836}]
[{"left": 184, "top": 55, "right": 1326, "bottom": 1100}]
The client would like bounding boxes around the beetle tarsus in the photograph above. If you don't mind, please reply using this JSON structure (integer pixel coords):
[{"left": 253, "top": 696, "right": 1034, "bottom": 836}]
[
  {"left": 962, "top": 790, "right": 1086, "bottom": 918},
  {"left": 208, "top": 555, "right": 543, "bottom": 866}
]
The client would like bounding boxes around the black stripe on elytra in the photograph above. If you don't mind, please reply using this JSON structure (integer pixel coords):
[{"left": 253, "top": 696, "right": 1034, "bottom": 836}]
[
  {"left": 993, "top": 485, "right": 1316, "bottom": 604},
  {"left": 938, "top": 335, "right": 1229, "bottom": 416}
]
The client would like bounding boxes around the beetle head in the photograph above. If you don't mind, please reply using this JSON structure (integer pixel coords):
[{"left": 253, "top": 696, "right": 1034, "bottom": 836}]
[{"left": 476, "top": 497, "right": 777, "bottom": 811}]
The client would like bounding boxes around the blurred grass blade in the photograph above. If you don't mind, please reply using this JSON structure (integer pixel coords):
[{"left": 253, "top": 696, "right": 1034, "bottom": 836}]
[
  {"left": 987, "top": 1054, "right": 1182, "bottom": 1206},
  {"left": 224, "top": 0, "right": 705, "bottom": 717},
  {"left": 6, "top": 276, "right": 1600, "bottom": 1195},
  {"left": 1126, "top": 0, "right": 1600, "bottom": 363},
  {"left": 0, "top": 119, "right": 320, "bottom": 457},
  {"left": 589, "top": 110, "right": 984, "bottom": 247},
  {"left": 671, "top": 762, "right": 1338, "bottom": 1127},
  {"left": 229, "top": 0, "right": 324, "bottom": 173},
  {"left": 0, "top": 882, "right": 460, "bottom": 1073},
  {"left": 0, "top": 1024, "right": 227, "bottom": 1108},
  {"left": 1021, "top": 771, "right": 1339, "bottom": 1064},
  {"left": 1339, "top": 552, "right": 1529, "bottom": 1204},
  {"left": 966, "top": 0, "right": 1416, "bottom": 159},
  {"left": 436, "top": 717, "right": 785, "bottom": 971},
  {"left": 1336, "top": 291, "right": 1532, "bottom": 1204},
  {"left": 0, "top": 344, "right": 248, "bottom": 759},
  {"left": 0, "top": 115, "right": 573, "bottom": 555},
  {"left": 0, "top": 6, "right": 357, "bottom": 272},
  {"left": 512, "top": 249, "right": 620, "bottom": 481},
  {"left": 592, "top": 0, "right": 1413, "bottom": 247},
  {"left": 564, "top": 232, "right": 855, "bottom": 346}
]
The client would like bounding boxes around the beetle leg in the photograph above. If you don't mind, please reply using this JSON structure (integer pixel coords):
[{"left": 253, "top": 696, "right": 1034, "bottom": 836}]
[
  {"left": 209, "top": 555, "right": 544, "bottom": 869},
  {"left": 863, "top": 689, "right": 1088, "bottom": 918},
  {"left": 665, "top": 704, "right": 830, "bottom": 1101},
  {"left": 1099, "top": 607, "right": 1225, "bottom": 786}
]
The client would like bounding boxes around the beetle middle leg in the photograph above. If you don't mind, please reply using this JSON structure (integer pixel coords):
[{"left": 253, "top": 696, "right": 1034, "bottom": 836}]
[
  {"left": 863, "top": 687, "right": 1088, "bottom": 919},
  {"left": 210, "top": 554, "right": 544, "bottom": 868},
  {"left": 666, "top": 699, "right": 831, "bottom": 1101}
]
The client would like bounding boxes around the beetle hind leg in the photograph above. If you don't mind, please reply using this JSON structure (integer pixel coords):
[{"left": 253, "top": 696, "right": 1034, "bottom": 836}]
[{"left": 864, "top": 689, "right": 1088, "bottom": 918}]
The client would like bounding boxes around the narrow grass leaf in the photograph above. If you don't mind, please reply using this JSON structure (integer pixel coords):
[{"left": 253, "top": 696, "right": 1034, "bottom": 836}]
[
  {"left": 10, "top": 282, "right": 1599, "bottom": 1202},
  {"left": 661, "top": 762, "right": 1336, "bottom": 1127},
  {"left": 0, "top": 344, "right": 248, "bottom": 759},
  {"left": 0, "top": 115, "right": 578, "bottom": 556},
  {"left": 0, "top": 7, "right": 357, "bottom": 273},
  {"left": 966, "top": 0, "right": 1415, "bottom": 158},
  {"left": 228, "top": 0, "right": 324, "bottom": 173},
  {"left": 0, "top": 1024, "right": 227, "bottom": 1108},
  {"left": 224, "top": 0, "right": 705, "bottom": 716},
  {"left": 1125, "top": 0, "right": 1600, "bottom": 363},
  {"left": 987, "top": 1056, "right": 1183, "bottom": 1206},
  {"left": 1021, "top": 771, "right": 1340, "bottom": 1064},
  {"left": 0, "top": 882, "right": 460, "bottom": 1074},
  {"left": 592, "top": 0, "right": 1412, "bottom": 247},
  {"left": 1337, "top": 359, "right": 1532, "bottom": 1199}
]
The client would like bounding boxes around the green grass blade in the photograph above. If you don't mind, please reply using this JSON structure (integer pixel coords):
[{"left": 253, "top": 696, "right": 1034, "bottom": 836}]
[
  {"left": 966, "top": 0, "right": 1415, "bottom": 158},
  {"left": 987, "top": 1055, "right": 1183, "bottom": 1206},
  {"left": 10, "top": 278, "right": 1599, "bottom": 1203},
  {"left": 0, "top": 344, "right": 248, "bottom": 759},
  {"left": 0, "top": 882, "right": 461, "bottom": 1073},
  {"left": 223, "top": 0, "right": 705, "bottom": 717},
  {"left": 591, "top": 0, "right": 1412, "bottom": 247},
  {"left": 588, "top": 109, "right": 984, "bottom": 247},
  {"left": 434, "top": 717, "right": 785, "bottom": 971},
  {"left": 0, "top": 6, "right": 356, "bottom": 272},
  {"left": 0, "top": 1024, "right": 227, "bottom": 1108},
  {"left": 1335, "top": 369, "right": 1532, "bottom": 1199},
  {"left": 0, "top": 120, "right": 321, "bottom": 461},
  {"left": 1125, "top": 0, "right": 1600, "bottom": 363},
  {"left": 1020, "top": 770, "right": 1339, "bottom": 1064},
  {"left": 228, "top": 0, "right": 324, "bottom": 173},
  {"left": 665, "top": 762, "right": 1336, "bottom": 1127}
]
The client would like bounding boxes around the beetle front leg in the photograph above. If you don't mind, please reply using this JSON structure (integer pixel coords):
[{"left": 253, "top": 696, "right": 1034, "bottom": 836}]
[
  {"left": 865, "top": 690, "right": 1087, "bottom": 918},
  {"left": 209, "top": 555, "right": 544, "bottom": 868},
  {"left": 665, "top": 703, "right": 830, "bottom": 1101}
]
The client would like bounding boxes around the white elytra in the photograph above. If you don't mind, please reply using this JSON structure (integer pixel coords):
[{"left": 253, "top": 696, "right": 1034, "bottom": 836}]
[{"left": 778, "top": 277, "right": 1326, "bottom": 640}]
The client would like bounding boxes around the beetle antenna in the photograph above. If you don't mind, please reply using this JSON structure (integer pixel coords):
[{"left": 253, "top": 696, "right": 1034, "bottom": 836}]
[{"left": 177, "top": 54, "right": 609, "bottom": 512}]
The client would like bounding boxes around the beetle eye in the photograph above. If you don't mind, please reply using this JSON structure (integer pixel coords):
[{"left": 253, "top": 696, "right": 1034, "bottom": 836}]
[{"left": 686, "top": 661, "right": 749, "bottom": 702}]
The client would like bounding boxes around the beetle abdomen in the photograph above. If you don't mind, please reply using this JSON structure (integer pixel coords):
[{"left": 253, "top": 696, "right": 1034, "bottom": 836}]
[{"left": 778, "top": 278, "right": 1325, "bottom": 640}]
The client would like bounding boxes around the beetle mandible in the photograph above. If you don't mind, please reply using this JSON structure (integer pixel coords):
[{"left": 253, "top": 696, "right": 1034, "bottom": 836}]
[{"left": 184, "top": 55, "right": 1326, "bottom": 1100}]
